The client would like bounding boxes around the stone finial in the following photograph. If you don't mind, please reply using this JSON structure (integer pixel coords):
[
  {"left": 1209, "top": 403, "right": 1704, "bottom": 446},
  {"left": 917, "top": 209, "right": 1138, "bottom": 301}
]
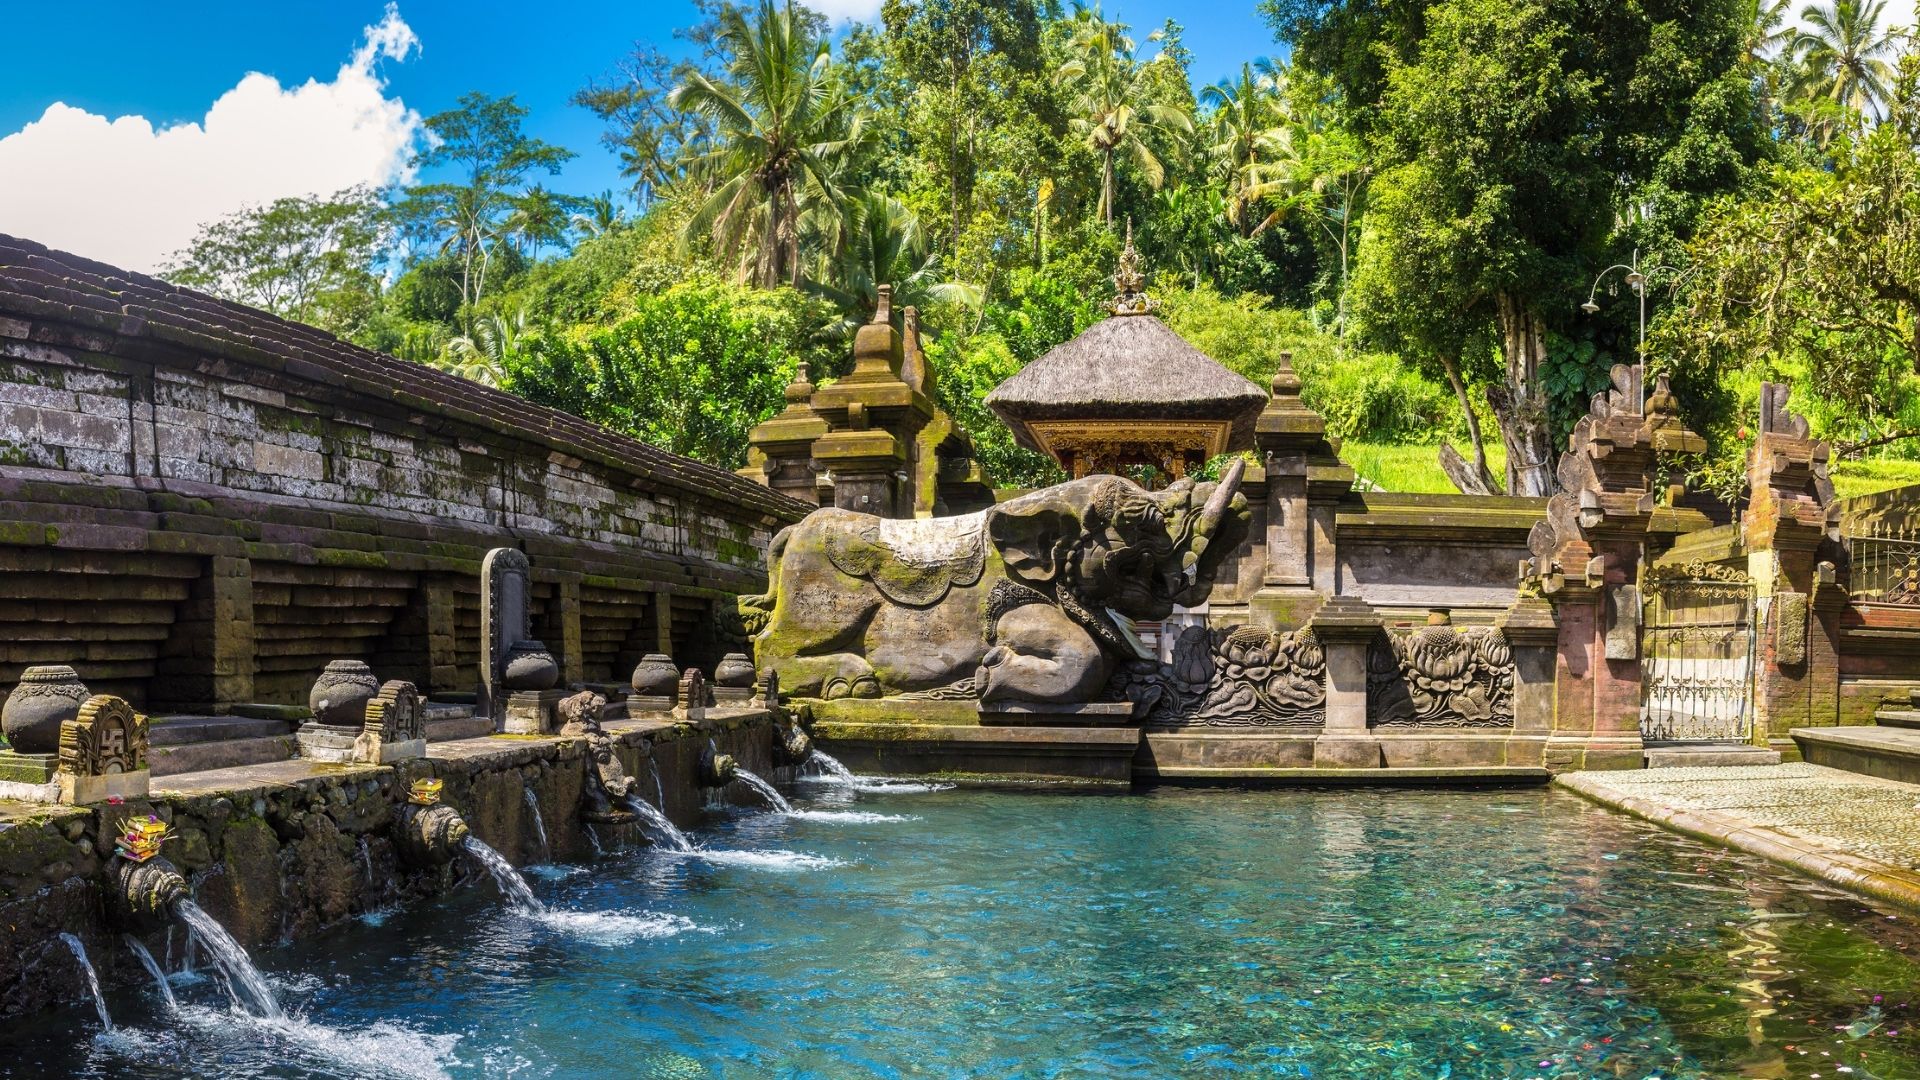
[
  {"left": 714, "top": 653, "right": 755, "bottom": 689},
  {"left": 2, "top": 665, "right": 90, "bottom": 756},
  {"left": 673, "top": 668, "right": 709, "bottom": 722},
  {"left": 354, "top": 680, "right": 426, "bottom": 764},
  {"left": 784, "top": 362, "right": 816, "bottom": 404},
  {"left": 1106, "top": 219, "right": 1155, "bottom": 316},
  {"left": 631, "top": 653, "right": 678, "bottom": 696},
  {"left": 873, "top": 283, "right": 892, "bottom": 326},
  {"left": 57, "top": 694, "right": 150, "bottom": 804}
]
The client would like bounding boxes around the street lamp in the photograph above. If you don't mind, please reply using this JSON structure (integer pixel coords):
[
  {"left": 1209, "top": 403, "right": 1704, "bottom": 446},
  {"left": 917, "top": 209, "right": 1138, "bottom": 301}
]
[{"left": 1581, "top": 248, "right": 1684, "bottom": 412}]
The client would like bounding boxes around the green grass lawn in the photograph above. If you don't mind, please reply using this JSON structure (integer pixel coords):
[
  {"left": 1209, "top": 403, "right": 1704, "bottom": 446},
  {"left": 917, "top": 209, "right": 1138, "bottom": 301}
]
[
  {"left": 1341, "top": 441, "right": 1510, "bottom": 494},
  {"left": 1342, "top": 439, "right": 1920, "bottom": 500}
]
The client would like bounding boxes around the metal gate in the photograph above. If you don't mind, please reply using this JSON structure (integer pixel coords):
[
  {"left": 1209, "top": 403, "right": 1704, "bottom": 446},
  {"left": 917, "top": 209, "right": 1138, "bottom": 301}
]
[{"left": 1640, "top": 565, "right": 1756, "bottom": 742}]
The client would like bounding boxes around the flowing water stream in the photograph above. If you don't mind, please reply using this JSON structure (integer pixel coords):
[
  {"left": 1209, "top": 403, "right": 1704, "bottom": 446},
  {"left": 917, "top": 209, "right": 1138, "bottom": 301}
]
[
  {"left": 57, "top": 934, "right": 111, "bottom": 1032},
  {"left": 522, "top": 788, "right": 550, "bottom": 859},
  {"left": 459, "top": 836, "right": 543, "bottom": 914},
  {"left": 176, "top": 900, "right": 282, "bottom": 1020},
  {"left": 618, "top": 795, "right": 694, "bottom": 852},
  {"left": 122, "top": 936, "right": 175, "bottom": 1011},
  {"left": 802, "top": 748, "right": 858, "bottom": 784},
  {"left": 732, "top": 768, "right": 791, "bottom": 813}
]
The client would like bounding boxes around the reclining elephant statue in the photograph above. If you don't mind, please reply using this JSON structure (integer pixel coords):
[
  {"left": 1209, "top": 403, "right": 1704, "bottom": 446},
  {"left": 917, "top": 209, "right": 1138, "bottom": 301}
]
[{"left": 741, "top": 460, "right": 1249, "bottom": 704}]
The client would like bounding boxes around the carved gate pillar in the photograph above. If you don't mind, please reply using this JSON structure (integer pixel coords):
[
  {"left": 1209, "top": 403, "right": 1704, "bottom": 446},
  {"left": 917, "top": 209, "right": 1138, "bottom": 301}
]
[
  {"left": 1251, "top": 352, "right": 1352, "bottom": 631},
  {"left": 1497, "top": 595, "right": 1559, "bottom": 766},
  {"left": 1310, "top": 596, "right": 1382, "bottom": 768},
  {"left": 1742, "top": 382, "right": 1840, "bottom": 749}
]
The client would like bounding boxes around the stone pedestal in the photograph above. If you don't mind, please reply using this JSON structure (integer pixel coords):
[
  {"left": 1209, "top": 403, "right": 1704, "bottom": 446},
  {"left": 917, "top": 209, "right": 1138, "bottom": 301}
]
[
  {"left": 505, "top": 689, "right": 570, "bottom": 735},
  {"left": 59, "top": 768, "right": 149, "bottom": 805},
  {"left": 626, "top": 694, "right": 671, "bottom": 716},
  {"left": 1311, "top": 596, "right": 1382, "bottom": 768},
  {"left": 712, "top": 687, "right": 754, "bottom": 706},
  {"left": 296, "top": 722, "right": 362, "bottom": 762},
  {"left": 976, "top": 701, "right": 1138, "bottom": 727},
  {"left": 0, "top": 752, "right": 58, "bottom": 802}
]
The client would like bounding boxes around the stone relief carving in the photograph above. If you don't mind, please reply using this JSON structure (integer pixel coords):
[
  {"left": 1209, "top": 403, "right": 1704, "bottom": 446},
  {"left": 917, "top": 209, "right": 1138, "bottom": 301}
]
[
  {"left": 1365, "top": 620, "right": 1515, "bottom": 727},
  {"left": 59, "top": 694, "right": 147, "bottom": 776},
  {"left": 1112, "top": 623, "right": 1327, "bottom": 728}
]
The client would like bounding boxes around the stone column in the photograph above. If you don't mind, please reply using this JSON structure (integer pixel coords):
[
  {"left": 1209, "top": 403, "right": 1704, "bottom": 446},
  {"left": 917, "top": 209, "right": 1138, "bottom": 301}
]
[
  {"left": 156, "top": 554, "right": 254, "bottom": 711},
  {"left": 651, "top": 589, "right": 676, "bottom": 656},
  {"left": 1250, "top": 353, "right": 1351, "bottom": 630},
  {"left": 207, "top": 555, "right": 255, "bottom": 710},
  {"left": 554, "top": 576, "right": 584, "bottom": 687},
  {"left": 1311, "top": 596, "right": 1381, "bottom": 768},
  {"left": 1498, "top": 594, "right": 1558, "bottom": 767},
  {"left": 424, "top": 575, "right": 459, "bottom": 697}
]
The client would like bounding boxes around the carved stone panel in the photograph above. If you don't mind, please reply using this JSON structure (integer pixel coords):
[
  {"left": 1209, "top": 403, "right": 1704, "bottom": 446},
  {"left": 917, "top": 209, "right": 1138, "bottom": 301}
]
[
  {"left": 1604, "top": 584, "right": 1641, "bottom": 661},
  {"left": 1118, "top": 624, "right": 1327, "bottom": 728},
  {"left": 59, "top": 694, "right": 147, "bottom": 775},
  {"left": 481, "top": 548, "right": 532, "bottom": 723},
  {"left": 1365, "top": 624, "right": 1515, "bottom": 727},
  {"left": 1774, "top": 591, "right": 1809, "bottom": 666}
]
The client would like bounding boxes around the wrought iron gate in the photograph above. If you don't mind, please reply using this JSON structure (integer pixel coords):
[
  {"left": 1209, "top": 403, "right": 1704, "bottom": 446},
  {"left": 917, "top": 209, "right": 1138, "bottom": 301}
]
[{"left": 1640, "top": 565, "right": 1756, "bottom": 742}]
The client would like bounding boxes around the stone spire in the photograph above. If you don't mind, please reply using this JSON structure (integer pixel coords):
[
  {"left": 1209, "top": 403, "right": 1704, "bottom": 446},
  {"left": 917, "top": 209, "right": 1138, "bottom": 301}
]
[{"left": 1106, "top": 220, "right": 1155, "bottom": 317}]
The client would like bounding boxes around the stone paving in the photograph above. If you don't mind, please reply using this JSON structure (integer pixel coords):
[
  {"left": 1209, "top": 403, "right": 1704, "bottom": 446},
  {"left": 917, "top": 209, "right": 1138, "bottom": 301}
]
[{"left": 1558, "top": 762, "right": 1920, "bottom": 910}]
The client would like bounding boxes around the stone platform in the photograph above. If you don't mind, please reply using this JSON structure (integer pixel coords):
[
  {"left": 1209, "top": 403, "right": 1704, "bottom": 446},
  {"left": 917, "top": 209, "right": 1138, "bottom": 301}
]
[
  {"left": 1557, "top": 763, "right": 1920, "bottom": 912},
  {"left": 813, "top": 721, "right": 1141, "bottom": 785},
  {"left": 1793, "top": 725, "right": 1920, "bottom": 786}
]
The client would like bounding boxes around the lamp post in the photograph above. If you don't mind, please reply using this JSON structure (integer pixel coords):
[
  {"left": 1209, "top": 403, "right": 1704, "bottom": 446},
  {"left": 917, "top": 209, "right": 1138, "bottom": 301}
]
[{"left": 1581, "top": 247, "right": 1685, "bottom": 413}]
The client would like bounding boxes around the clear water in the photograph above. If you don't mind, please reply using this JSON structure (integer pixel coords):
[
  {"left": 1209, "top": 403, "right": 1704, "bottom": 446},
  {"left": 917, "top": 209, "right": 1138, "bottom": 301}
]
[
  {"left": 59, "top": 933, "right": 112, "bottom": 1032},
  {"left": 177, "top": 899, "right": 283, "bottom": 1020},
  {"left": 522, "top": 788, "right": 549, "bottom": 859},
  {"left": 620, "top": 794, "right": 695, "bottom": 852},
  {"left": 460, "top": 836, "right": 543, "bottom": 914},
  {"left": 123, "top": 936, "right": 175, "bottom": 1011},
  {"left": 734, "top": 767, "right": 792, "bottom": 813},
  {"left": 11, "top": 786, "right": 1920, "bottom": 1078}
]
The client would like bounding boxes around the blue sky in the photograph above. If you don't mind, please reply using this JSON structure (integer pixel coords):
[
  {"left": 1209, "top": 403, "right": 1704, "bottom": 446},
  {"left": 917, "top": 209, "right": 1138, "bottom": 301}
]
[{"left": 0, "top": 1, "right": 1275, "bottom": 272}]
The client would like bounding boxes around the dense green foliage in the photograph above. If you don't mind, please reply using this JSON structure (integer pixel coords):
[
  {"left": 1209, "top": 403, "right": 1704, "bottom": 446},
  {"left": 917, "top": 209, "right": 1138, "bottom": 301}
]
[{"left": 160, "top": 0, "right": 1920, "bottom": 495}]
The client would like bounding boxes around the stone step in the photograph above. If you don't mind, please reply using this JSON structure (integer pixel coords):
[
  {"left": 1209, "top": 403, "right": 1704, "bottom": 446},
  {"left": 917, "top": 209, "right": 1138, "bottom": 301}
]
[
  {"left": 148, "top": 715, "right": 292, "bottom": 747},
  {"left": 150, "top": 735, "right": 298, "bottom": 777},
  {"left": 1792, "top": 725, "right": 1920, "bottom": 786},
  {"left": 1644, "top": 744, "right": 1783, "bottom": 768},
  {"left": 1875, "top": 708, "right": 1920, "bottom": 730},
  {"left": 426, "top": 713, "right": 494, "bottom": 742}
]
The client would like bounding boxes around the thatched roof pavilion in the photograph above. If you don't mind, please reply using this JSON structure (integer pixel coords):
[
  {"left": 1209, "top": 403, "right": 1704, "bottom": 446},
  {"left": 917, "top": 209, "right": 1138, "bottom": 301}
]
[{"left": 986, "top": 232, "right": 1267, "bottom": 481}]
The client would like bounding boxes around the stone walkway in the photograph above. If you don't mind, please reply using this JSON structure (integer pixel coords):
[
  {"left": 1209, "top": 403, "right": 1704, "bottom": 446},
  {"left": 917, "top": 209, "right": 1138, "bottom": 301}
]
[{"left": 1557, "top": 763, "right": 1920, "bottom": 911}]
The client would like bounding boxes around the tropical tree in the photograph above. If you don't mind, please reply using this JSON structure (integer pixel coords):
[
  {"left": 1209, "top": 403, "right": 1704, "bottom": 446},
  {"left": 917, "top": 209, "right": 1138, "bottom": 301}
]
[
  {"left": 571, "top": 191, "right": 626, "bottom": 239},
  {"left": 1247, "top": 90, "right": 1369, "bottom": 335},
  {"left": 1201, "top": 59, "right": 1286, "bottom": 231},
  {"left": 807, "top": 192, "right": 982, "bottom": 327},
  {"left": 669, "top": 0, "right": 872, "bottom": 287},
  {"left": 1788, "top": 0, "right": 1902, "bottom": 125},
  {"left": 504, "top": 187, "right": 579, "bottom": 259},
  {"left": 163, "top": 188, "right": 386, "bottom": 334},
  {"left": 1056, "top": 10, "right": 1194, "bottom": 225},
  {"left": 396, "top": 93, "right": 574, "bottom": 308}
]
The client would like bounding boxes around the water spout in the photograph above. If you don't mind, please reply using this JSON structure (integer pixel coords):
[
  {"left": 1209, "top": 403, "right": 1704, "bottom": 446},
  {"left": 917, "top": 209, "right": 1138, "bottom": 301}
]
[
  {"left": 618, "top": 795, "right": 694, "bottom": 852},
  {"left": 699, "top": 745, "right": 738, "bottom": 788},
  {"left": 523, "top": 788, "right": 550, "bottom": 860},
  {"left": 58, "top": 933, "right": 112, "bottom": 1032},
  {"left": 176, "top": 899, "right": 282, "bottom": 1020},
  {"left": 398, "top": 800, "right": 471, "bottom": 868},
  {"left": 734, "top": 768, "right": 792, "bottom": 814},
  {"left": 460, "top": 835, "right": 543, "bottom": 914},
  {"left": 124, "top": 935, "right": 177, "bottom": 1010}
]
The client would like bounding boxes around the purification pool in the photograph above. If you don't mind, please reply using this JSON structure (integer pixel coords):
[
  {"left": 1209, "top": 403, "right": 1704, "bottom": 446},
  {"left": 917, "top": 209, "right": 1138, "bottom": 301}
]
[{"left": 13, "top": 781, "right": 1920, "bottom": 1079}]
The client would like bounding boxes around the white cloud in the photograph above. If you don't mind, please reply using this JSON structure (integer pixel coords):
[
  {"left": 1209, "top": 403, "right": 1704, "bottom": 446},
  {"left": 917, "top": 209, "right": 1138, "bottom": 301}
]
[
  {"left": 806, "top": 0, "right": 884, "bottom": 24},
  {"left": 0, "top": 5, "right": 423, "bottom": 274}
]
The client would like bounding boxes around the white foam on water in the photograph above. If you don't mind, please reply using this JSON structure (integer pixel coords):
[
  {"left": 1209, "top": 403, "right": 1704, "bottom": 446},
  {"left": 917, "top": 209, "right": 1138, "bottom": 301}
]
[
  {"left": 358, "top": 904, "right": 402, "bottom": 927},
  {"left": 733, "top": 768, "right": 793, "bottom": 813},
  {"left": 853, "top": 779, "right": 955, "bottom": 794},
  {"left": 534, "top": 909, "right": 698, "bottom": 946},
  {"left": 174, "top": 1003, "right": 463, "bottom": 1080},
  {"left": 786, "top": 810, "right": 917, "bottom": 824},
  {"left": 522, "top": 863, "right": 589, "bottom": 880},
  {"left": 674, "top": 849, "right": 846, "bottom": 872}
]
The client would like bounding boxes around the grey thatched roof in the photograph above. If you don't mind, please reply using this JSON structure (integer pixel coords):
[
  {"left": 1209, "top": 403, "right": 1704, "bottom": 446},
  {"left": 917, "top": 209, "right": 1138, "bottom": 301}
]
[{"left": 986, "top": 314, "right": 1268, "bottom": 451}]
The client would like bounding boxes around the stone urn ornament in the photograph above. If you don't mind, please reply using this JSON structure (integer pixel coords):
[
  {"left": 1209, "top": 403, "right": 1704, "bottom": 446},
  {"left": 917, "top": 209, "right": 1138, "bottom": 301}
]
[
  {"left": 714, "top": 653, "right": 756, "bottom": 689},
  {"left": 630, "top": 653, "right": 678, "bottom": 696},
  {"left": 501, "top": 640, "right": 559, "bottom": 692},
  {"left": 3, "top": 665, "right": 91, "bottom": 755},
  {"left": 309, "top": 660, "right": 380, "bottom": 727}
]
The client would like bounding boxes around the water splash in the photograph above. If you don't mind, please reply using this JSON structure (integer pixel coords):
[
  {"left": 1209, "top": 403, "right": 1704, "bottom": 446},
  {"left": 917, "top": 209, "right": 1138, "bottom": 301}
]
[
  {"left": 785, "top": 810, "right": 916, "bottom": 824},
  {"left": 522, "top": 788, "right": 550, "bottom": 859},
  {"left": 176, "top": 900, "right": 282, "bottom": 1020},
  {"left": 648, "top": 756, "right": 667, "bottom": 808},
  {"left": 803, "top": 749, "right": 858, "bottom": 784},
  {"left": 619, "top": 796, "right": 694, "bottom": 852},
  {"left": 584, "top": 824, "right": 605, "bottom": 857},
  {"left": 677, "top": 850, "right": 844, "bottom": 872},
  {"left": 460, "top": 836, "right": 543, "bottom": 914},
  {"left": 734, "top": 768, "right": 792, "bottom": 813},
  {"left": 59, "top": 933, "right": 112, "bottom": 1031},
  {"left": 124, "top": 935, "right": 176, "bottom": 1011},
  {"left": 532, "top": 910, "right": 699, "bottom": 946}
]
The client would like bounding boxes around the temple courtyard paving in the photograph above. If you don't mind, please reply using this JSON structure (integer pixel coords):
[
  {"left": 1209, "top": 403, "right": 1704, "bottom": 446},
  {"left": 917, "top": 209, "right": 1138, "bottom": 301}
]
[{"left": 1559, "top": 762, "right": 1920, "bottom": 912}]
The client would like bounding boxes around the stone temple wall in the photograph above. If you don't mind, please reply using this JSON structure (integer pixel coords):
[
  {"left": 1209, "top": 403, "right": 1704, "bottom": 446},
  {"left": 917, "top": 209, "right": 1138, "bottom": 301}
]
[{"left": 0, "top": 235, "right": 810, "bottom": 711}]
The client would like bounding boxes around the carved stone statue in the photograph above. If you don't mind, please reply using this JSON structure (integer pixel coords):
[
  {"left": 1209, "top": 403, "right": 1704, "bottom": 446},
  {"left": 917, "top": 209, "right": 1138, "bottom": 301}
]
[{"left": 743, "top": 461, "right": 1249, "bottom": 702}]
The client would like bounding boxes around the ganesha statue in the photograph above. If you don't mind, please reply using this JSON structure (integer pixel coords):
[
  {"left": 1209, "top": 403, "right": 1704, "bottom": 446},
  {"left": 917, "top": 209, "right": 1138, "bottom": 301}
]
[{"left": 741, "top": 461, "right": 1249, "bottom": 703}]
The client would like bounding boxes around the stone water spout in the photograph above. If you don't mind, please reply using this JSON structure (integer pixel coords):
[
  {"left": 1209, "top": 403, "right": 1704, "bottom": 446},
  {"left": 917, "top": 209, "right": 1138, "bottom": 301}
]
[
  {"left": 560, "top": 690, "right": 637, "bottom": 824},
  {"left": 396, "top": 778, "right": 471, "bottom": 867},
  {"left": 104, "top": 816, "right": 189, "bottom": 933},
  {"left": 699, "top": 744, "right": 738, "bottom": 788}
]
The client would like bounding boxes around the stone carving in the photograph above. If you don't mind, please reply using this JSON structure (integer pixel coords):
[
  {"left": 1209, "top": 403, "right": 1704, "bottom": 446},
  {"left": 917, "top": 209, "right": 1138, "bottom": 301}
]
[
  {"left": 631, "top": 654, "right": 678, "bottom": 696},
  {"left": 1774, "top": 591, "right": 1809, "bottom": 665},
  {"left": 3, "top": 665, "right": 91, "bottom": 756},
  {"left": 501, "top": 640, "right": 559, "bottom": 691},
  {"left": 699, "top": 744, "right": 738, "bottom": 787},
  {"left": 58, "top": 694, "right": 151, "bottom": 804},
  {"left": 354, "top": 680, "right": 425, "bottom": 764},
  {"left": 1365, "top": 616, "right": 1515, "bottom": 727},
  {"left": 745, "top": 461, "right": 1249, "bottom": 704},
  {"left": 1109, "top": 623, "right": 1327, "bottom": 727},
  {"left": 59, "top": 694, "right": 148, "bottom": 775},
  {"left": 560, "top": 691, "right": 636, "bottom": 822},
  {"left": 1644, "top": 561, "right": 1751, "bottom": 586},
  {"left": 557, "top": 689, "right": 604, "bottom": 736},
  {"left": 714, "top": 652, "right": 756, "bottom": 689},
  {"left": 309, "top": 659, "right": 379, "bottom": 726},
  {"left": 481, "top": 547, "right": 533, "bottom": 723},
  {"left": 397, "top": 779, "right": 471, "bottom": 868},
  {"left": 674, "top": 669, "right": 709, "bottom": 722}
]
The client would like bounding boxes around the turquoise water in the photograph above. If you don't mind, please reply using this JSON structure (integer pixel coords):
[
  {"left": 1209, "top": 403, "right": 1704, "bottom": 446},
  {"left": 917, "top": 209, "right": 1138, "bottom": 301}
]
[{"left": 16, "top": 783, "right": 1920, "bottom": 1078}]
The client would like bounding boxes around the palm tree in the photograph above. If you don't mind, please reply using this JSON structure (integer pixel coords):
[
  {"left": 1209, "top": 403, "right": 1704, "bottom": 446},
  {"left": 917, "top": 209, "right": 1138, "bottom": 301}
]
[
  {"left": 1790, "top": 0, "right": 1900, "bottom": 123},
  {"left": 504, "top": 186, "right": 575, "bottom": 259},
  {"left": 440, "top": 308, "right": 532, "bottom": 388},
  {"left": 1747, "top": 0, "right": 1797, "bottom": 62},
  {"left": 668, "top": 0, "right": 870, "bottom": 287},
  {"left": 807, "top": 193, "right": 982, "bottom": 330},
  {"left": 1056, "top": 11, "right": 1195, "bottom": 226},
  {"left": 571, "top": 191, "right": 625, "bottom": 239},
  {"left": 1201, "top": 60, "right": 1285, "bottom": 232},
  {"left": 1243, "top": 99, "right": 1369, "bottom": 336}
]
